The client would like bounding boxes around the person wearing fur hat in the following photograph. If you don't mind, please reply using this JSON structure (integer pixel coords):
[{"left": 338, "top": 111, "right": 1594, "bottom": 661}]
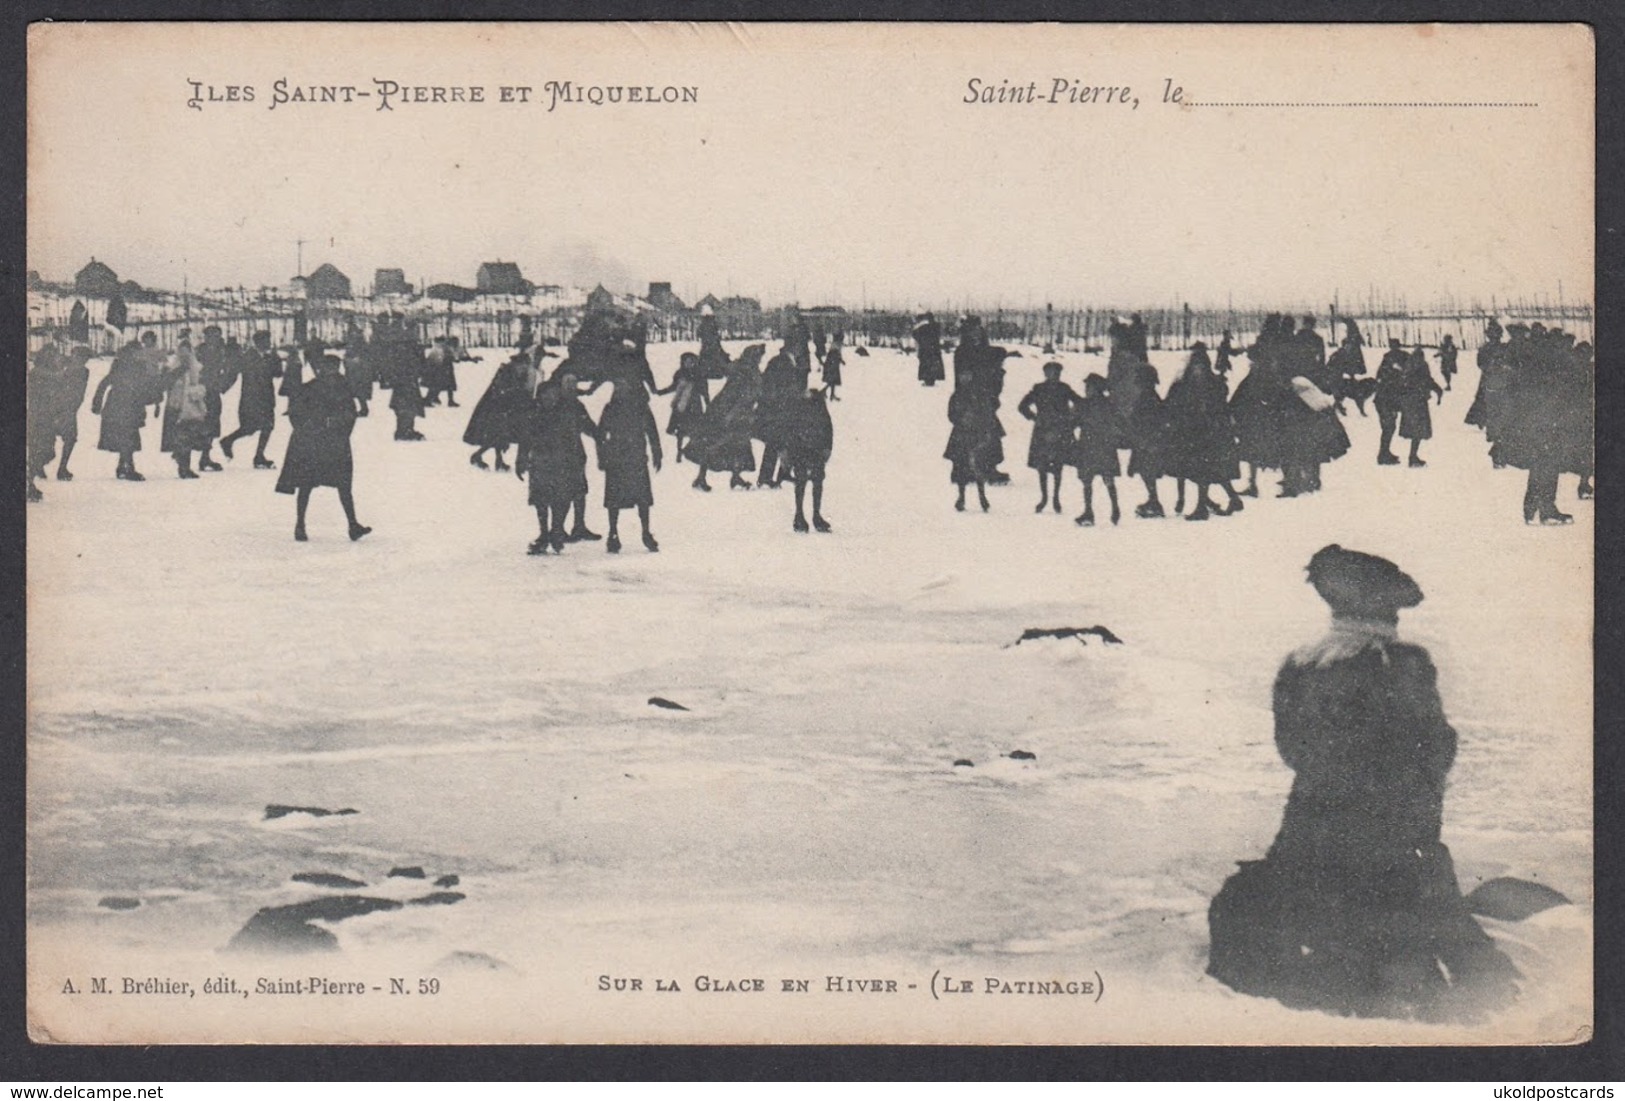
[{"left": 1207, "top": 546, "right": 1519, "bottom": 1022}]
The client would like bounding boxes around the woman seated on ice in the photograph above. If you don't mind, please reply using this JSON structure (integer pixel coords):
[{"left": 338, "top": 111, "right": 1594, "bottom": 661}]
[{"left": 1207, "top": 545, "right": 1518, "bottom": 1022}]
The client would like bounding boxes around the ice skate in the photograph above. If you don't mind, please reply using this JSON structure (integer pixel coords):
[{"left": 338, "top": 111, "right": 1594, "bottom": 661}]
[
  {"left": 55, "top": 469, "right": 73, "bottom": 482},
  {"left": 527, "top": 538, "right": 549, "bottom": 556},
  {"left": 642, "top": 531, "right": 660, "bottom": 552},
  {"left": 199, "top": 458, "right": 223, "bottom": 473},
  {"left": 794, "top": 515, "right": 810, "bottom": 532},
  {"left": 219, "top": 437, "right": 235, "bottom": 460},
  {"left": 812, "top": 516, "right": 831, "bottom": 533},
  {"left": 253, "top": 457, "right": 275, "bottom": 470},
  {"left": 294, "top": 524, "right": 308, "bottom": 542},
  {"left": 470, "top": 453, "right": 489, "bottom": 470},
  {"left": 348, "top": 523, "right": 372, "bottom": 542},
  {"left": 1075, "top": 511, "right": 1095, "bottom": 527},
  {"left": 606, "top": 533, "right": 622, "bottom": 553}
]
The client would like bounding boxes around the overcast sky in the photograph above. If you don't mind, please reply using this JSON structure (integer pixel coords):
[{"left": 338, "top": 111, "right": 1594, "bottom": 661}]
[{"left": 29, "top": 22, "right": 1593, "bottom": 311}]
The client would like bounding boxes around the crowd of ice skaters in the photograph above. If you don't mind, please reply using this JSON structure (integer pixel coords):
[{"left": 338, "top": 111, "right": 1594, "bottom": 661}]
[{"left": 25, "top": 303, "right": 1593, "bottom": 548}]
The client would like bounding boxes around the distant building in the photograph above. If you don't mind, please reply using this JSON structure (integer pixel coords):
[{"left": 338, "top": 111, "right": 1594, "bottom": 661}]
[
  {"left": 477, "top": 261, "right": 532, "bottom": 296},
  {"left": 425, "top": 283, "right": 477, "bottom": 304},
  {"left": 698, "top": 293, "right": 765, "bottom": 338},
  {"left": 299, "top": 263, "right": 352, "bottom": 300},
  {"left": 374, "top": 268, "right": 410, "bottom": 296},
  {"left": 74, "top": 258, "right": 122, "bottom": 297},
  {"left": 647, "top": 282, "right": 688, "bottom": 314}
]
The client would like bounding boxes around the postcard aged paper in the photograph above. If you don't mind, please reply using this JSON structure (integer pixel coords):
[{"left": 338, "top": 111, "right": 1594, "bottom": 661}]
[{"left": 25, "top": 22, "right": 1593, "bottom": 1045}]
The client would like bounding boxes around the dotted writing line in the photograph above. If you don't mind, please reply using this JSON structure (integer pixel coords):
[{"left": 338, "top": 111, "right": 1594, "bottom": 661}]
[{"left": 1185, "top": 101, "right": 1539, "bottom": 108}]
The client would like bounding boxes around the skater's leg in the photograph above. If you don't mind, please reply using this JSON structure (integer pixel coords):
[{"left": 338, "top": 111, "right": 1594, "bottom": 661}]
[
  {"left": 1036, "top": 470, "right": 1050, "bottom": 513},
  {"left": 606, "top": 507, "right": 622, "bottom": 552},
  {"left": 294, "top": 486, "right": 311, "bottom": 539},
  {"left": 794, "top": 479, "right": 809, "bottom": 530},
  {"left": 1105, "top": 476, "right": 1121, "bottom": 524},
  {"left": 494, "top": 446, "right": 510, "bottom": 472},
  {"left": 56, "top": 438, "right": 76, "bottom": 479},
  {"left": 811, "top": 477, "right": 828, "bottom": 531}
]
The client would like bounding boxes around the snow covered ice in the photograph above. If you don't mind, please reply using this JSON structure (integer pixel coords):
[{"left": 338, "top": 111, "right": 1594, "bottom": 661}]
[{"left": 26, "top": 342, "right": 1592, "bottom": 1044}]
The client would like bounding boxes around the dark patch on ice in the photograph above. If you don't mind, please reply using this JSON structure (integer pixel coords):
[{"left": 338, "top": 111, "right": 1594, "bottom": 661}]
[
  {"left": 98, "top": 896, "right": 140, "bottom": 911},
  {"left": 1466, "top": 877, "right": 1571, "bottom": 921},
  {"left": 292, "top": 872, "right": 367, "bottom": 889},
  {"left": 226, "top": 896, "right": 402, "bottom": 955},
  {"left": 435, "top": 951, "right": 514, "bottom": 972},
  {"left": 387, "top": 866, "right": 427, "bottom": 879},
  {"left": 1008, "top": 750, "right": 1037, "bottom": 761},
  {"left": 853, "top": 346, "right": 869, "bottom": 357},
  {"left": 1011, "top": 626, "right": 1123, "bottom": 647},
  {"left": 648, "top": 696, "right": 689, "bottom": 711},
  {"left": 407, "top": 891, "right": 466, "bottom": 907},
  {"left": 228, "top": 913, "right": 340, "bottom": 955},
  {"left": 953, "top": 759, "right": 975, "bottom": 768},
  {"left": 264, "top": 804, "right": 359, "bottom": 821},
  {"left": 434, "top": 874, "right": 460, "bottom": 888}
]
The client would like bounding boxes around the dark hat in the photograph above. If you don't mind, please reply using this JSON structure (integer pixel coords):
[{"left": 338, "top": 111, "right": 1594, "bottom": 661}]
[
  {"left": 1084, "top": 373, "right": 1109, "bottom": 394},
  {"left": 1305, "top": 545, "right": 1423, "bottom": 615},
  {"left": 1042, "top": 360, "right": 1063, "bottom": 374}
]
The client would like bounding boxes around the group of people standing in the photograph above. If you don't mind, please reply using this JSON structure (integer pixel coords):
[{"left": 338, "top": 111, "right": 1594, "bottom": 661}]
[{"left": 1463, "top": 318, "right": 1594, "bottom": 524}]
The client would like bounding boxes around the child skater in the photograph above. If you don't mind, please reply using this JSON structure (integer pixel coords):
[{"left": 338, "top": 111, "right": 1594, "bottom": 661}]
[
  {"left": 785, "top": 378, "right": 834, "bottom": 533},
  {"left": 1017, "top": 360, "right": 1081, "bottom": 515},
  {"left": 821, "top": 330, "right": 845, "bottom": 402},
  {"left": 596, "top": 376, "right": 663, "bottom": 553},
  {"left": 945, "top": 366, "right": 997, "bottom": 512},
  {"left": 1072, "top": 374, "right": 1123, "bottom": 526}
]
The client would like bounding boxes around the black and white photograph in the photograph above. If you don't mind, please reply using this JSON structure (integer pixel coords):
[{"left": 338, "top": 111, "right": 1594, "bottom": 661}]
[{"left": 24, "top": 21, "right": 1594, "bottom": 1045}]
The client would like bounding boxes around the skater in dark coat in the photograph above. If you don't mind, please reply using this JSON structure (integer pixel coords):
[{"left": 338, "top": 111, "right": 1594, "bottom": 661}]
[
  {"left": 1017, "top": 361, "right": 1081, "bottom": 514},
  {"left": 664, "top": 352, "right": 710, "bottom": 463},
  {"left": 1437, "top": 334, "right": 1459, "bottom": 391},
  {"left": 516, "top": 371, "right": 598, "bottom": 554},
  {"left": 1494, "top": 328, "right": 1584, "bottom": 524},
  {"left": 1207, "top": 546, "right": 1519, "bottom": 1023},
  {"left": 693, "top": 344, "right": 764, "bottom": 492},
  {"left": 1396, "top": 345, "right": 1443, "bottom": 467},
  {"left": 1071, "top": 373, "right": 1124, "bottom": 526},
  {"left": 464, "top": 351, "right": 535, "bottom": 471},
  {"left": 822, "top": 330, "right": 845, "bottom": 401},
  {"left": 193, "top": 325, "right": 236, "bottom": 472},
  {"left": 1372, "top": 338, "right": 1411, "bottom": 466},
  {"left": 786, "top": 382, "right": 834, "bottom": 533},
  {"left": 1162, "top": 344, "right": 1244, "bottom": 520},
  {"left": 92, "top": 332, "right": 162, "bottom": 481},
  {"left": 913, "top": 312, "right": 945, "bottom": 386},
  {"left": 1465, "top": 321, "right": 1514, "bottom": 466},
  {"left": 596, "top": 377, "right": 663, "bottom": 553},
  {"left": 945, "top": 367, "right": 998, "bottom": 512},
  {"left": 219, "top": 330, "right": 284, "bottom": 469},
  {"left": 159, "top": 339, "right": 213, "bottom": 479},
  {"left": 388, "top": 332, "right": 427, "bottom": 440},
  {"left": 276, "top": 353, "right": 369, "bottom": 542},
  {"left": 755, "top": 344, "right": 804, "bottom": 488},
  {"left": 697, "top": 305, "right": 729, "bottom": 376},
  {"left": 1126, "top": 360, "right": 1172, "bottom": 517},
  {"left": 421, "top": 336, "right": 460, "bottom": 407},
  {"left": 1215, "top": 330, "right": 1243, "bottom": 377},
  {"left": 344, "top": 323, "right": 376, "bottom": 416}
]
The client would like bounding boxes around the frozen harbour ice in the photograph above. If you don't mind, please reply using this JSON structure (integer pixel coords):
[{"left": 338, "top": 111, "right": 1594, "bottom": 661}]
[{"left": 26, "top": 342, "right": 1592, "bottom": 1044}]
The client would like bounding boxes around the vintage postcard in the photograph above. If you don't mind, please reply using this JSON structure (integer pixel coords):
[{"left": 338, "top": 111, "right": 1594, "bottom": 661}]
[{"left": 25, "top": 22, "right": 1593, "bottom": 1045}]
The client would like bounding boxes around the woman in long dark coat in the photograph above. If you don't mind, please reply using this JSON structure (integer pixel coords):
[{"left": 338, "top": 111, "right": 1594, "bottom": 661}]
[
  {"left": 1162, "top": 344, "right": 1244, "bottom": 520},
  {"left": 822, "top": 330, "right": 845, "bottom": 401},
  {"left": 596, "top": 378, "right": 663, "bottom": 553},
  {"left": 1208, "top": 546, "right": 1519, "bottom": 1022},
  {"left": 92, "top": 332, "right": 161, "bottom": 481},
  {"left": 276, "top": 353, "right": 369, "bottom": 542},
  {"left": 464, "top": 351, "right": 533, "bottom": 471},
  {"left": 1017, "top": 361, "right": 1081, "bottom": 514},
  {"left": 389, "top": 335, "right": 427, "bottom": 441},
  {"left": 692, "top": 344, "right": 764, "bottom": 492},
  {"left": 1396, "top": 345, "right": 1443, "bottom": 467},
  {"left": 913, "top": 313, "right": 945, "bottom": 386},
  {"left": 219, "top": 330, "right": 284, "bottom": 469}
]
